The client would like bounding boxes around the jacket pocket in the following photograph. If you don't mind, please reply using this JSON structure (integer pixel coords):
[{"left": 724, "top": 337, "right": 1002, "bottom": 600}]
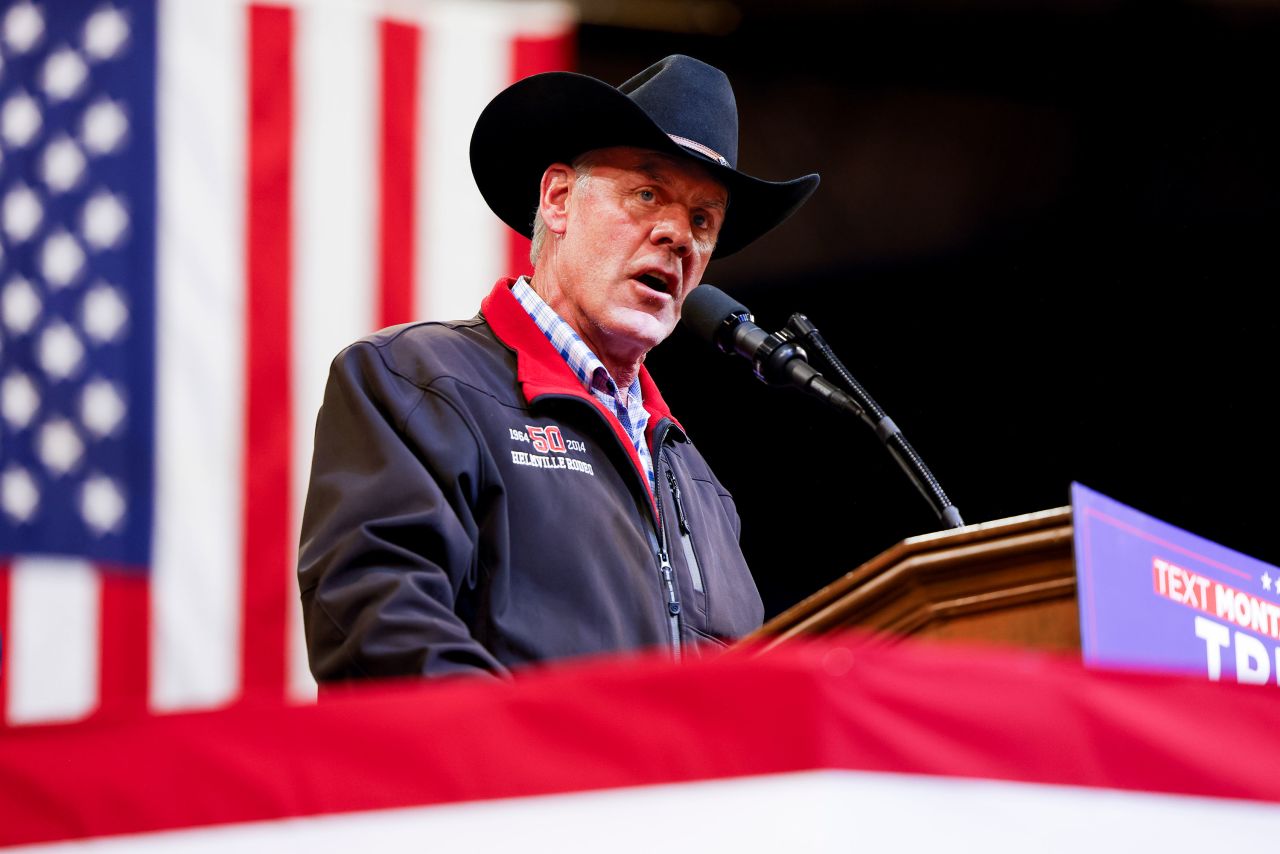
[{"left": 668, "top": 462, "right": 764, "bottom": 640}]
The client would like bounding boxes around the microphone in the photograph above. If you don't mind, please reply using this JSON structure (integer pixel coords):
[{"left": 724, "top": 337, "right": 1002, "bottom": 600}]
[
  {"left": 681, "top": 284, "right": 963, "bottom": 530},
  {"left": 681, "top": 285, "right": 864, "bottom": 416}
]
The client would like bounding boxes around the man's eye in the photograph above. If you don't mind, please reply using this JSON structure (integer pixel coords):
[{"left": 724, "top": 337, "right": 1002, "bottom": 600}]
[
  {"left": 638, "top": 189, "right": 655, "bottom": 202},
  {"left": 692, "top": 213, "right": 709, "bottom": 229}
]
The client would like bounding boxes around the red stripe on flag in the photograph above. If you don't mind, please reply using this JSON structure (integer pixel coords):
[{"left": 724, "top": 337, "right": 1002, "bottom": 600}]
[
  {"left": 243, "top": 5, "right": 294, "bottom": 699},
  {"left": 377, "top": 20, "right": 421, "bottom": 328},
  {"left": 0, "top": 566, "right": 9, "bottom": 724},
  {"left": 507, "top": 32, "right": 575, "bottom": 279},
  {"left": 97, "top": 569, "right": 148, "bottom": 716}
]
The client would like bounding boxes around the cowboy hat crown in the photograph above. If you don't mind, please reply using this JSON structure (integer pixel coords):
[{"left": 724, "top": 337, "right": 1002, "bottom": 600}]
[{"left": 470, "top": 54, "right": 819, "bottom": 258}]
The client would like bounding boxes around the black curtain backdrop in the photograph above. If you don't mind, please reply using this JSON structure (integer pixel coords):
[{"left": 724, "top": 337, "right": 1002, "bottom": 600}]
[{"left": 580, "top": 3, "right": 1280, "bottom": 617}]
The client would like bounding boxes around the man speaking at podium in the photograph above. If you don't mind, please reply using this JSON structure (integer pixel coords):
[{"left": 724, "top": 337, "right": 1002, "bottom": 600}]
[{"left": 297, "top": 55, "right": 819, "bottom": 682}]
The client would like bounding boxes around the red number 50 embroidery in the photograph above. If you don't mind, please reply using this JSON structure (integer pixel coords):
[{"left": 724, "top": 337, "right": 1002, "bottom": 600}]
[{"left": 526, "top": 425, "right": 566, "bottom": 454}]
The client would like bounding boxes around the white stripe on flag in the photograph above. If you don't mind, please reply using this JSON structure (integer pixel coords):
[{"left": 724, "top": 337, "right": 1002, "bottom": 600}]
[
  {"left": 7, "top": 770, "right": 1280, "bottom": 852},
  {"left": 417, "top": 5, "right": 510, "bottom": 323},
  {"left": 7, "top": 559, "right": 99, "bottom": 724},
  {"left": 289, "top": 2, "right": 380, "bottom": 702},
  {"left": 151, "top": 0, "right": 246, "bottom": 712},
  {"left": 505, "top": 0, "right": 578, "bottom": 35}
]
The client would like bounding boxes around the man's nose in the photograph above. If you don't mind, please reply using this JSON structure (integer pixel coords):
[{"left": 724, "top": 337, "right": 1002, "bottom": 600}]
[{"left": 652, "top": 207, "right": 692, "bottom": 257}]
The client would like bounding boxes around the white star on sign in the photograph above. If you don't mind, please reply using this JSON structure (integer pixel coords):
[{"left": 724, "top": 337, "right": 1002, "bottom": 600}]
[{"left": 1264, "top": 573, "right": 1274, "bottom": 592}]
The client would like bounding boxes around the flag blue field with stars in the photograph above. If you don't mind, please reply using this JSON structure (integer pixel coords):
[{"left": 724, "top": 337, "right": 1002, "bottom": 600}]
[{"left": 0, "top": 0, "right": 155, "bottom": 568}]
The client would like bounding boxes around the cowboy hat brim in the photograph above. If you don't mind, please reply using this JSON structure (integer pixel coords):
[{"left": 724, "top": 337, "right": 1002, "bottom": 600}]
[{"left": 469, "top": 70, "right": 819, "bottom": 258}]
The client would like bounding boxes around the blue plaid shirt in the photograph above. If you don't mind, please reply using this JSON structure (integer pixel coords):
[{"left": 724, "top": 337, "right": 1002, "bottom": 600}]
[{"left": 512, "top": 277, "right": 656, "bottom": 495}]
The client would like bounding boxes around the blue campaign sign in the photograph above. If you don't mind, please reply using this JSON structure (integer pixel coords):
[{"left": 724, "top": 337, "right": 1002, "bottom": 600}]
[{"left": 1073, "top": 483, "right": 1280, "bottom": 685}]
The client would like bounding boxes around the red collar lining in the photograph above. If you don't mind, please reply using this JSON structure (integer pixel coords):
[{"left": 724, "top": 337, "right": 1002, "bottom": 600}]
[{"left": 481, "top": 278, "right": 686, "bottom": 513}]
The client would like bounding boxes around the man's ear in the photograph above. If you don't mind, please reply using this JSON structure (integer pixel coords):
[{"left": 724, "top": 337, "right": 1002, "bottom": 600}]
[{"left": 538, "top": 163, "right": 574, "bottom": 236}]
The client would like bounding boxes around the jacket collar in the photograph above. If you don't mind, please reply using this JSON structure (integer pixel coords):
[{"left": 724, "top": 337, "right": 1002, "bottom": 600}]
[{"left": 481, "top": 277, "right": 685, "bottom": 444}]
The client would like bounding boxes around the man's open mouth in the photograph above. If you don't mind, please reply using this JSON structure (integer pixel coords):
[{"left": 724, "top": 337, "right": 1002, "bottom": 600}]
[{"left": 635, "top": 273, "right": 671, "bottom": 295}]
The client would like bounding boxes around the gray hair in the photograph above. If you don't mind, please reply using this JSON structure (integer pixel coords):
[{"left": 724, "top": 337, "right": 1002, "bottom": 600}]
[{"left": 529, "top": 151, "right": 603, "bottom": 266}]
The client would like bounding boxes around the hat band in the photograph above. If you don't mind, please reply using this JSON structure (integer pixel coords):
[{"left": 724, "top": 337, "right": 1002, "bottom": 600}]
[{"left": 668, "top": 134, "right": 730, "bottom": 168}]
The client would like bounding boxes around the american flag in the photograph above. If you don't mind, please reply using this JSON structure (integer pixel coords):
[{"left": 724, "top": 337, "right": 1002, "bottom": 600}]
[{"left": 0, "top": 0, "right": 574, "bottom": 726}]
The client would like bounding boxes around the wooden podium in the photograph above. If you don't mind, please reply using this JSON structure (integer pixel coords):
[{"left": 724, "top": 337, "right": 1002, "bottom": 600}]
[{"left": 743, "top": 506, "right": 1081, "bottom": 653}]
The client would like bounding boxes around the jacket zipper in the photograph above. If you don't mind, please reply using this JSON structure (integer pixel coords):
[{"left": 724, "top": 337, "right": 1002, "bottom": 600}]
[
  {"left": 548, "top": 392, "right": 683, "bottom": 660},
  {"left": 657, "top": 546, "right": 682, "bottom": 662},
  {"left": 665, "top": 465, "right": 704, "bottom": 595},
  {"left": 652, "top": 429, "right": 683, "bottom": 662}
]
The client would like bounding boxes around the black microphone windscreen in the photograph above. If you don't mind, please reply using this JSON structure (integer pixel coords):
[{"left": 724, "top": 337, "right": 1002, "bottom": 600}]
[{"left": 681, "top": 284, "right": 750, "bottom": 344}]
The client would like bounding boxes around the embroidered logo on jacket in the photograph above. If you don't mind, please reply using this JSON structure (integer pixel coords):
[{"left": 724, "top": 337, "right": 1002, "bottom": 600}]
[{"left": 508, "top": 425, "right": 594, "bottom": 476}]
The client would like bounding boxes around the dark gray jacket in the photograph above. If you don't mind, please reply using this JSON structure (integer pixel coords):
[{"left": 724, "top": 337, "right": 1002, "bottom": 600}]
[{"left": 298, "top": 279, "right": 764, "bottom": 681}]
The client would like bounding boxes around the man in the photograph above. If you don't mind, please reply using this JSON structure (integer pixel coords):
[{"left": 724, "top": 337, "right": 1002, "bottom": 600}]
[{"left": 298, "top": 55, "right": 818, "bottom": 681}]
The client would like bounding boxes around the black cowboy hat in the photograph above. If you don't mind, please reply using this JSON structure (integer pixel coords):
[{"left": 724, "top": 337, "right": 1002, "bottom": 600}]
[{"left": 469, "top": 54, "right": 820, "bottom": 258}]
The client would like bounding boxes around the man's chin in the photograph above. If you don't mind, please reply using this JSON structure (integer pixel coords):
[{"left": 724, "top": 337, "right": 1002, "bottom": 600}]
[{"left": 600, "top": 312, "right": 674, "bottom": 356}]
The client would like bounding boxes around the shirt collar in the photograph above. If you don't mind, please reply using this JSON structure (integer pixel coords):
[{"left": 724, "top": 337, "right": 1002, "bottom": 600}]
[
  {"left": 511, "top": 276, "right": 642, "bottom": 404},
  {"left": 481, "top": 278, "right": 685, "bottom": 443}
]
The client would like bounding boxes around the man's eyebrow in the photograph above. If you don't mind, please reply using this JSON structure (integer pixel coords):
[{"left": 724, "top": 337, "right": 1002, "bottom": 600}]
[
  {"left": 634, "top": 159, "right": 670, "bottom": 183},
  {"left": 634, "top": 158, "right": 728, "bottom": 210}
]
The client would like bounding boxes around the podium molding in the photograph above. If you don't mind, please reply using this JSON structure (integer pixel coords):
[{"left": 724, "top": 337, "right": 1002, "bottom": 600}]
[{"left": 744, "top": 506, "right": 1079, "bottom": 653}]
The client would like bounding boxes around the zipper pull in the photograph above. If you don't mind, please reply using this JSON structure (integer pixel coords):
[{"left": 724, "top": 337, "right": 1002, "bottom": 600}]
[
  {"left": 665, "top": 469, "right": 691, "bottom": 535},
  {"left": 658, "top": 549, "right": 681, "bottom": 616}
]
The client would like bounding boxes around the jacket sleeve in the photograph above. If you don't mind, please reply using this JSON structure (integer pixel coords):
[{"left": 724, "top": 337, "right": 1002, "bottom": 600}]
[{"left": 297, "top": 340, "right": 508, "bottom": 682}]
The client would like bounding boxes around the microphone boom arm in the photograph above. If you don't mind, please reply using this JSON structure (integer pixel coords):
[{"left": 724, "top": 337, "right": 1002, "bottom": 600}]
[
  {"left": 681, "top": 284, "right": 963, "bottom": 531},
  {"left": 782, "top": 314, "right": 964, "bottom": 530},
  {"left": 712, "top": 310, "right": 870, "bottom": 420}
]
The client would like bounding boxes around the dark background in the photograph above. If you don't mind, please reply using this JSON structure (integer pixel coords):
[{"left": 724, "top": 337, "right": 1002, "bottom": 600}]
[{"left": 576, "top": 1, "right": 1279, "bottom": 618}]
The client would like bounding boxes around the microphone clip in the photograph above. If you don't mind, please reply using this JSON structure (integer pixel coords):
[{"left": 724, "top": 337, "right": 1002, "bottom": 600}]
[{"left": 751, "top": 332, "right": 812, "bottom": 387}]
